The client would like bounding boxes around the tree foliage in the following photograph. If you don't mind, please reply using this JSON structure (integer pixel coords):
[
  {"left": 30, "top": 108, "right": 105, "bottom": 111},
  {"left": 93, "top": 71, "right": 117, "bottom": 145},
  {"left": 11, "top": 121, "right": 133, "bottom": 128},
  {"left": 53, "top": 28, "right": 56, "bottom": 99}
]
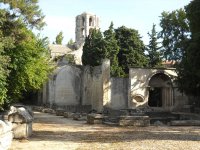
[
  {"left": 67, "top": 38, "right": 74, "bottom": 46},
  {"left": 0, "top": 35, "right": 10, "bottom": 105},
  {"left": 177, "top": 0, "right": 200, "bottom": 98},
  {"left": 115, "top": 26, "right": 148, "bottom": 75},
  {"left": 1, "top": 0, "right": 45, "bottom": 29},
  {"left": 82, "top": 24, "right": 148, "bottom": 77},
  {"left": 82, "top": 29, "right": 106, "bottom": 66},
  {"left": 103, "top": 22, "right": 124, "bottom": 77},
  {"left": 146, "top": 24, "right": 162, "bottom": 67},
  {"left": 55, "top": 31, "right": 64, "bottom": 45},
  {"left": 0, "top": 1, "right": 52, "bottom": 108},
  {"left": 159, "top": 8, "right": 190, "bottom": 61}
]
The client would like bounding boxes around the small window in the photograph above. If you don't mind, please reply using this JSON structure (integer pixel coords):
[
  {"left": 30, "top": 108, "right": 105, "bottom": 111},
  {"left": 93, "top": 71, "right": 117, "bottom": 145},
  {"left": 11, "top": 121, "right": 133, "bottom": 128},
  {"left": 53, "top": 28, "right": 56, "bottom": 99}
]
[
  {"left": 82, "top": 17, "right": 85, "bottom": 26},
  {"left": 82, "top": 28, "right": 85, "bottom": 37},
  {"left": 89, "top": 17, "right": 93, "bottom": 26}
]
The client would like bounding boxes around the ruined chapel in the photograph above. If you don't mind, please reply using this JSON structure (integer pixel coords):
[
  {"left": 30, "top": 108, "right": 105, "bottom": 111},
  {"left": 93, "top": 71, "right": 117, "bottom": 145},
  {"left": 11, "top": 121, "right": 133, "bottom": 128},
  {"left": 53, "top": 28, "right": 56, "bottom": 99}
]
[{"left": 38, "top": 12, "right": 189, "bottom": 113}]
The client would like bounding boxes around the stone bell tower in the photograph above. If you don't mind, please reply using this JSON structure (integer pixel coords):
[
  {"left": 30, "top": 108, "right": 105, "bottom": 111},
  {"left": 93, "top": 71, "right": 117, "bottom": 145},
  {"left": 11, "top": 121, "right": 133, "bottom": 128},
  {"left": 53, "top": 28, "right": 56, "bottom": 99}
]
[{"left": 75, "top": 12, "right": 99, "bottom": 48}]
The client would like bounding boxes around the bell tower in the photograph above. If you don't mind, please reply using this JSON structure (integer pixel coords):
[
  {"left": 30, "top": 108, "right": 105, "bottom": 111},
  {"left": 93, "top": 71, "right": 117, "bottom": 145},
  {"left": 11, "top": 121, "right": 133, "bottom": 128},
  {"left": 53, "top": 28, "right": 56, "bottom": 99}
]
[{"left": 75, "top": 12, "right": 99, "bottom": 48}]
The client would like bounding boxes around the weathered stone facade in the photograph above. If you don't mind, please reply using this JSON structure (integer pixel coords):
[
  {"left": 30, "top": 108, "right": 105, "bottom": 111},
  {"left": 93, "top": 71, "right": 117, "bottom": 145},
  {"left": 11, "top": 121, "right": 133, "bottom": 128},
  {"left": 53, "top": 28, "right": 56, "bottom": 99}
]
[
  {"left": 128, "top": 68, "right": 188, "bottom": 111},
  {"left": 75, "top": 12, "right": 99, "bottom": 48},
  {"left": 39, "top": 59, "right": 110, "bottom": 112},
  {"left": 41, "top": 12, "right": 188, "bottom": 113},
  {"left": 39, "top": 59, "right": 188, "bottom": 113}
]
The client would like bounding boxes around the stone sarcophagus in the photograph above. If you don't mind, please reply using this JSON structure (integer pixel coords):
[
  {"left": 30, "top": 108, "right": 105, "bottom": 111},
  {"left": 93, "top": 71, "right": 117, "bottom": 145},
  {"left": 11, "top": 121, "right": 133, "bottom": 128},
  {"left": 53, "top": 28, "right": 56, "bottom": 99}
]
[{"left": 8, "top": 106, "right": 33, "bottom": 139}]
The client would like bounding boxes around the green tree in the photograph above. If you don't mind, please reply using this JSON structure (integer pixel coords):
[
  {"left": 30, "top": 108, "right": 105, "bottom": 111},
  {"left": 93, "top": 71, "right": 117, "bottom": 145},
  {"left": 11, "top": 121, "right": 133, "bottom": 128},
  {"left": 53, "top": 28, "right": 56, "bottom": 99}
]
[
  {"left": 55, "top": 31, "right": 64, "bottom": 45},
  {"left": 146, "top": 24, "right": 162, "bottom": 67},
  {"left": 1, "top": 0, "right": 45, "bottom": 29},
  {"left": 4, "top": 21, "right": 52, "bottom": 102},
  {"left": 82, "top": 29, "right": 106, "bottom": 66},
  {"left": 177, "top": 0, "right": 200, "bottom": 102},
  {"left": 159, "top": 9, "right": 190, "bottom": 61},
  {"left": 104, "top": 22, "right": 124, "bottom": 77},
  {"left": 0, "top": 34, "right": 11, "bottom": 105},
  {"left": 115, "top": 26, "right": 148, "bottom": 75},
  {"left": 67, "top": 38, "right": 74, "bottom": 46},
  {"left": 0, "top": 1, "right": 52, "bottom": 107}
]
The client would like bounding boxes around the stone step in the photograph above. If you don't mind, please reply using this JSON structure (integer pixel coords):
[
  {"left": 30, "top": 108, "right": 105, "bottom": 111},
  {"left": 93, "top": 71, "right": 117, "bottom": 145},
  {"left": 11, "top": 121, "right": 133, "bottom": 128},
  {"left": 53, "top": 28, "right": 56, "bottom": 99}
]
[
  {"left": 170, "top": 120, "right": 200, "bottom": 126},
  {"left": 103, "top": 121, "right": 118, "bottom": 126}
]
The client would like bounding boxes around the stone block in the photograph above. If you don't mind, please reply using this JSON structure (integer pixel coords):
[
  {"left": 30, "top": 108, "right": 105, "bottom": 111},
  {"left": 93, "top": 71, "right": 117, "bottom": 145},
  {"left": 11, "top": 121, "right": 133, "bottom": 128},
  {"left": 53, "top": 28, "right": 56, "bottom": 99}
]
[
  {"left": 42, "top": 108, "right": 55, "bottom": 114},
  {"left": 73, "top": 113, "right": 81, "bottom": 120},
  {"left": 119, "top": 116, "right": 150, "bottom": 127},
  {"left": 87, "top": 113, "right": 103, "bottom": 124},
  {"left": 56, "top": 109, "right": 65, "bottom": 116},
  {"left": 33, "top": 106, "right": 43, "bottom": 112},
  {"left": 0, "top": 120, "right": 13, "bottom": 150},
  {"left": 63, "top": 112, "right": 69, "bottom": 118},
  {"left": 12, "top": 122, "right": 32, "bottom": 139},
  {"left": 64, "top": 112, "right": 75, "bottom": 118},
  {"left": 8, "top": 106, "right": 33, "bottom": 139},
  {"left": 170, "top": 120, "right": 200, "bottom": 126},
  {"left": 8, "top": 106, "right": 33, "bottom": 123}
]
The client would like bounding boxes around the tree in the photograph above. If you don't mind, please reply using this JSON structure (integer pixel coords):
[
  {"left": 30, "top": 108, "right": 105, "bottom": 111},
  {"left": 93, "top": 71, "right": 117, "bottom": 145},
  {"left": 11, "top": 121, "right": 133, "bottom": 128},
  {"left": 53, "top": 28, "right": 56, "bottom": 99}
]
[
  {"left": 1, "top": 0, "right": 45, "bottom": 29},
  {"left": 55, "top": 31, "right": 64, "bottom": 45},
  {"left": 146, "top": 24, "right": 162, "bottom": 67},
  {"left": 67, "top": 38, "right": 74, "bottom": 46},
  {"left": 0, "top": 1, "right": 52, "bottom": 108},
  {"left": 103, "top": 22, "right": 124, "bottom": 77},
  {"left": 82, "top": 29, "right": 106, "bottom": 66},
  {"left": 4, "top": 20, "right": 52, "bottom": 103},
  {"left": 0, "top": 34, "right": 10, "bottom": 105},
  {"left": 159, "top": 9, "right": 190, "bottom": 61},
  {"left": 115, "top": 26, "right": 148, "bottom": 75},
  {"left": 177, "top": 0, "right": 200, "bottom": 102}
]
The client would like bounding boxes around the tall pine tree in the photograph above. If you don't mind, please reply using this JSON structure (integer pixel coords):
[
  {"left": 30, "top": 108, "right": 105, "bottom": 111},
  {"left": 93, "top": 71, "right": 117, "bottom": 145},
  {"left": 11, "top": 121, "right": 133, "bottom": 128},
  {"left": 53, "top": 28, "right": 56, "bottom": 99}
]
[
  {"left": 82, "top": 29, "right": 106, "bottom": 66},
  {"left": 146, "top": 24, "right": 162, "bottom": 67},
  {"left": 115, "top": 26, "right": 148, "bottom": 75},
  {"left": 55, "top": 31, "right": 64, "bottom": 45},
  {"left": 104, "top": 22, "right": 124, "bottom": 77}
]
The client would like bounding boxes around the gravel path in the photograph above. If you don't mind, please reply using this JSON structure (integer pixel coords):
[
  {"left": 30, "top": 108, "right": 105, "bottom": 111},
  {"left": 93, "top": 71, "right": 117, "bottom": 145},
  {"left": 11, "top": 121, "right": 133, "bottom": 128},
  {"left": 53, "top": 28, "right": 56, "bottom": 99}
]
[{"left": 9, "top": 112, "right": 200, "bottom": 150}]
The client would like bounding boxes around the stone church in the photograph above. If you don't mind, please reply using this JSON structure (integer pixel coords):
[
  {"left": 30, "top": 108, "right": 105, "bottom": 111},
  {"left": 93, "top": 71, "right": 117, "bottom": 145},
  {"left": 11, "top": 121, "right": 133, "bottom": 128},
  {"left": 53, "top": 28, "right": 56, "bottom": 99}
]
[
  {"left": 49, "top": 12, "right": 99, "bottom": 65},
  {"left": 38, "top": 12, "right": 188, "bottom": 113}
]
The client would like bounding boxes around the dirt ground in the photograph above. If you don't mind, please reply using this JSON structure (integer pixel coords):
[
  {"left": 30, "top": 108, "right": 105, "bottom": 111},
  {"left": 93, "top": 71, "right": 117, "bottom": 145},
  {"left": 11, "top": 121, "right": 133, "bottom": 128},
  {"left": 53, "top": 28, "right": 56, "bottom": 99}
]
[{"left": 9, "top": 111, "right": 200, "bottom": 150}]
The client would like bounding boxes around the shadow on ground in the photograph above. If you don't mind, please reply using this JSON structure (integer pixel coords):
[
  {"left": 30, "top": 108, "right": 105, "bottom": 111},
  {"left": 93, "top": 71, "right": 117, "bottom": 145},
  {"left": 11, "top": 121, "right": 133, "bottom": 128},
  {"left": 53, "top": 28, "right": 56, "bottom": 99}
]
[
  {"left": 30, "top": 112, "right": 200, "bottom": 143},
  {"left": 30, "top": 125, "right": 200, "bottom": 143}
]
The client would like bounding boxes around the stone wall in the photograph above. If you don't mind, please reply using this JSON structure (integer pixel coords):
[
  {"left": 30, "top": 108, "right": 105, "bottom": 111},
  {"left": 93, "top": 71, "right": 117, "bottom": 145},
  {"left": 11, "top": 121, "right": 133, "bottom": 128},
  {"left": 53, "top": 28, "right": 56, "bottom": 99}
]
[
  {"left": 109, "top": 78, "right": 128, "bottom": 109},
  {"left": 128, "top": 68, "right": 188, "bottom": 111},
  {"left": 39, "top": 61, "right": 188, "bottom": 113},
  {"left": 40, "top": 60, "right": 110, "bottom": 112},
  {"left": 42, "top": 65, "right": 82, "bottom": 107},
  {"left": 81, "top": 65, "right": 103, "bottom": 112}
]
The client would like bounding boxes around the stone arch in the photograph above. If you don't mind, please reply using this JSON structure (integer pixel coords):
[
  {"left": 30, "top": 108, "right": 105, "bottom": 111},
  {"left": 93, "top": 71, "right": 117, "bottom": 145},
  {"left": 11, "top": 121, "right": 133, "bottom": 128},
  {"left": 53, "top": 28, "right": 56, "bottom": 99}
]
[
  {"left": 147, "top": 72, "right": 174, "bottom": 108},
  {"left": 89, "top": 17, "right": 93, "bottom": 26}
]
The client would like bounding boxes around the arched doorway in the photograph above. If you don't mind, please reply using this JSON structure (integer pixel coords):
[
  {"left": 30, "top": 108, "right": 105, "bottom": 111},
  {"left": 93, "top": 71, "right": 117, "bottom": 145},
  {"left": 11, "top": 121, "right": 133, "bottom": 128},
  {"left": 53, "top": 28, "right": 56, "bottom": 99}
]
[{"left": 148, "top": 73, "right": 173, "bottom": 108}]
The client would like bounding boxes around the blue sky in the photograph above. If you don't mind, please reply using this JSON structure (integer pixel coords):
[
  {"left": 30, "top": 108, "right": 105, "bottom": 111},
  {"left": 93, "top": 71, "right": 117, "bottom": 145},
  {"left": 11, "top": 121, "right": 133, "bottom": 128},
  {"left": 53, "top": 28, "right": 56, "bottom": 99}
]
[{"left": 37, "top": 0, "right": 191, "bottom": 45}]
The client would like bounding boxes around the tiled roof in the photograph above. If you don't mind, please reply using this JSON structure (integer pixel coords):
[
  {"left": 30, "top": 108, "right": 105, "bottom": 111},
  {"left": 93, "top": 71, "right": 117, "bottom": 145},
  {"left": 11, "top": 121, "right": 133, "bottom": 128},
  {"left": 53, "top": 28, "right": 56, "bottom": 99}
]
[{"left": 49, "top": 44, "right": 72, "bottom": 55}]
